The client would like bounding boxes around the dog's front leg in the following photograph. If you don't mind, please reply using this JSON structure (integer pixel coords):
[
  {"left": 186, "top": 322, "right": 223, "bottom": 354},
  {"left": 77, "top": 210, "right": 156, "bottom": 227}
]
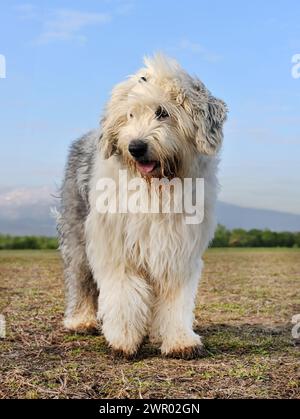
[
  {"left": 151, "top": 262, "right": 205, "bottom": 359},
  {"left": 97, "top": 270, "right": 151, "bottom": 358}
]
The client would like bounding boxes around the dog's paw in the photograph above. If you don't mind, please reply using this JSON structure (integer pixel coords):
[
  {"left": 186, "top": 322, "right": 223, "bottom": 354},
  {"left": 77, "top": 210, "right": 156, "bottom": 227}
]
[
  {"left": 163, "top": 344, "right": 207, "bottom": 360},
  {"left": 148, "top": 333, "right": 161, "bottom": 345},
  {"left": 110, "top": 347, "right": 139, "bottom": 360},
  {"left": 161, "top": 332, "right": 206, "bottom": 359},
  {"left": 102, "top": 325, "right": 143, "bottom": 360},
  {"left": 64, "top": 318, "right": 99, "bottom": 335}
]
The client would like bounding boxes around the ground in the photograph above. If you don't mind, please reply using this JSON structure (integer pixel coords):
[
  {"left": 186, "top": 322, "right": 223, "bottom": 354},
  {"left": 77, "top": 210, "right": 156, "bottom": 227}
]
[{"left": 0, "top": 249, "right": 299, "bottom": 399}]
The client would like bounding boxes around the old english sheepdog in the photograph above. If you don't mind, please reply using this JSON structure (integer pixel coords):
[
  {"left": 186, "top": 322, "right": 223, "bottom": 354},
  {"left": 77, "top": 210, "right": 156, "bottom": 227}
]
[{"left": 58, "top": 54, "right": 227, "bottom": 358}]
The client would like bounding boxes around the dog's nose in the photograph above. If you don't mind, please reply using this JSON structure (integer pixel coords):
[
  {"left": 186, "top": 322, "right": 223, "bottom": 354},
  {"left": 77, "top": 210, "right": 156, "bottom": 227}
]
[{"left": 128, "top": 140, "right": 148, "bottom": 159}]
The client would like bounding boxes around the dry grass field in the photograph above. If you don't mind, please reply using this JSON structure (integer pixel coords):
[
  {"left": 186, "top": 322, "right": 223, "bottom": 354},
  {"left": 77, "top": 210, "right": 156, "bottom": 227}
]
[{"left": 0, "top": 249, "right": 299, "bottom": 399}]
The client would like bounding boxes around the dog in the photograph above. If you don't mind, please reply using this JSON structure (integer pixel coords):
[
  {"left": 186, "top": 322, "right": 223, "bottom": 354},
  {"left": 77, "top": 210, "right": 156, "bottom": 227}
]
[{"left": 57, "top": 54, "right": 227, "bottom": 358}]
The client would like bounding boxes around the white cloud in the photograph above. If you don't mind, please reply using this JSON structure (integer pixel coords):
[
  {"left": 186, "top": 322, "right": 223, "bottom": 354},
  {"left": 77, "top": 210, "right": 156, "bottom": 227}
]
[
  {"left": 14, "top": 3, "right": 38, "bottom": 20},
  {"left": 15, "top": 2, "right": 134, "bottom": 45},
  {"left": 15, "top": 5, "right": 112, "bottom": 45},
  {"left": 178, "top": 39, "right": 222, "bottom": 63},
  {"left": 36, "top": 9, "right": 112, "bottom": 45}
]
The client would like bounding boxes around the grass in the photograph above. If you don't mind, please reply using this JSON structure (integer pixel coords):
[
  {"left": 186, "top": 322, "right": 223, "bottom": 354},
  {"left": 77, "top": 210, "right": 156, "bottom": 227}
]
[{"left": 0, "top": 249, "right": 299, "bottom": 399}]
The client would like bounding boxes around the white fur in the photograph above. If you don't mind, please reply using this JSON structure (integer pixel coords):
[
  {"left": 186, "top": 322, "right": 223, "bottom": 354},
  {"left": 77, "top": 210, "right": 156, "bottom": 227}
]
[{"left": 62, "top": 54, "right": 227, "bottom": 357}]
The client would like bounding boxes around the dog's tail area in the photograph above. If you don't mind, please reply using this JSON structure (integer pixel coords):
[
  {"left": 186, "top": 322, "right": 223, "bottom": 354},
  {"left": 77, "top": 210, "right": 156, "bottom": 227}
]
[{"left": 50, "top": 206, "right": 62, "bottom": 250}]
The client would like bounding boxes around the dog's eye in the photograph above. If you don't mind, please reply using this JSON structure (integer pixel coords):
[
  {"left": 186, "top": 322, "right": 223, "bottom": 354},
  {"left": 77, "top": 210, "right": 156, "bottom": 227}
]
[
  {"left": 129, "top": 113, "right": 134, "bottom": 119},
  {"left": 140, "top": 77, "right": 147, "bottom": 82},
  {"left": 155, "top": 106, "right": 169, "bottom": 120}
]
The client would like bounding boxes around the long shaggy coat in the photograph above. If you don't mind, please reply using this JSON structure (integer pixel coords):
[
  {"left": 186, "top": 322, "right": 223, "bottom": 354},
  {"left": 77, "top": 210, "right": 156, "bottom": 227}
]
[{"left": 58, "top": 55, "right": 227, "bottom": 358}]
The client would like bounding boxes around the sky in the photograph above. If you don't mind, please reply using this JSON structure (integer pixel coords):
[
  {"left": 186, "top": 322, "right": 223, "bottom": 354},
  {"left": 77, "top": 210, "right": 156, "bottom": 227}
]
[{"left": 0, "top": 0, "right": 299, "bottom": 214}]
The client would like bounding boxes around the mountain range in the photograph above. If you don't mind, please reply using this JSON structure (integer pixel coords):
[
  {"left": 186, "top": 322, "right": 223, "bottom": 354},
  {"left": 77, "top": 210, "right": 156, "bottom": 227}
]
[{"left": 0, "top": 187, "right": 299, "bottom": 236}]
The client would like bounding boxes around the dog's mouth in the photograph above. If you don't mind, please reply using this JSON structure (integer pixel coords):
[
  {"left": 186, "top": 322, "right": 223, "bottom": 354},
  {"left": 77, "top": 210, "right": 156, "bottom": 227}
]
[{"left": 136, "top": 161, "right": 160, "bottom": 176}]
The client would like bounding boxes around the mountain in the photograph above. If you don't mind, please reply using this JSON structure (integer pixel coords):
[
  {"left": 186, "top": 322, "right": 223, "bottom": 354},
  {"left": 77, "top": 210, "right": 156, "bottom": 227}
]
[
  {"left": 216, "top": 202, "right": 300, "bottom": 232},
  {"left": 0, "top": 187, "right": 299, "bottom": 236},
  {"left": 0, "top": 186, "right": 57, "bottom": 236}
]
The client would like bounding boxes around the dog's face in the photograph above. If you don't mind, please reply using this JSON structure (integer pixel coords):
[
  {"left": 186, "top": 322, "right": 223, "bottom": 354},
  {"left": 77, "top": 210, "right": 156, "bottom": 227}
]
[
  {"left": 116, "top": 89, "right": 194, "bottom": 178},
  {"left": 101, "top": 55, "right": 228, "bottom": 178}
]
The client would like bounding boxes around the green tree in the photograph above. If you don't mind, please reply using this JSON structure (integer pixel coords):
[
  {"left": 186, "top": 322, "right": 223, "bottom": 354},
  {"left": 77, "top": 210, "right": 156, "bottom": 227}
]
[{"left": 211, "top": 225, "right": 230, "bottom": 247}]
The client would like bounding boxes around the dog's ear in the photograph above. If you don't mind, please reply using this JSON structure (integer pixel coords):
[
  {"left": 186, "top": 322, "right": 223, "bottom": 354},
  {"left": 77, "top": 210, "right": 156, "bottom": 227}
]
[
  {"left": 100, "top": 79, "right": 134, "bottom": 159},
  {"left": 100, "top": 115, "right": 118, "bottom": 159},
  {"left": 196, "top": 95, "right": 228, "bottom": 155},
  {"left": 184, "top": 78, "right": 228, "bottom": 155}
]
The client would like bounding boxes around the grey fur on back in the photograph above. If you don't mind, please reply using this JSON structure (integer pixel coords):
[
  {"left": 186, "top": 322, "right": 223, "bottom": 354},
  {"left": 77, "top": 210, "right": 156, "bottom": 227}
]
[{"left": 57, "top": 130, "right": 100, "bottom": 320}]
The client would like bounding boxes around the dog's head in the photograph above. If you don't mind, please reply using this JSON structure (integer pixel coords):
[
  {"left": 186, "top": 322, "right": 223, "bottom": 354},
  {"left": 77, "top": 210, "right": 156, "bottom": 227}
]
[{"left": 101, "top": 54, "right": 228, "bottom": 178}]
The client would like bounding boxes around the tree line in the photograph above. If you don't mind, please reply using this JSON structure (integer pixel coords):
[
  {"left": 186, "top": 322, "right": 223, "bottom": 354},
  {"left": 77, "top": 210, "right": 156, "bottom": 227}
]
[
  {"left": 212, "top": 225, "right": 300, "bottom": 248},
  {"left": 0, "top": 235, "right": 58, "bottom": 250},
  {"left": 0, "top": 226, "right": 300, "bottom": 250}
]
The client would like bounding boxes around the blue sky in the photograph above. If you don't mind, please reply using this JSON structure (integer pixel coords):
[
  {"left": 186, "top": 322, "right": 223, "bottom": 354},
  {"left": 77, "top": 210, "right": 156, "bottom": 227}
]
[{"left": 0, "top": 0, "right": 299, "bottom": 214}]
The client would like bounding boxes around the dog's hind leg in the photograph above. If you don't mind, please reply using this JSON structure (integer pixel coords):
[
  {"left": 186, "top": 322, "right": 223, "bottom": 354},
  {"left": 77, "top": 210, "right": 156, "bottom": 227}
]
[
  {"left": 63, "top": 258, "right": 99, "bottom": 334},
  {"left": 59, "top": 226, "right": 99, "bottom": 334}
]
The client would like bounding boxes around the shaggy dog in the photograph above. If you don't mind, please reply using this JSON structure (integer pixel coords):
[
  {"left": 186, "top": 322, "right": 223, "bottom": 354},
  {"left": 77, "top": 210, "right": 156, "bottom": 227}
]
[{"left": 58, "top": 55, "right": 227, "bottom": 358}]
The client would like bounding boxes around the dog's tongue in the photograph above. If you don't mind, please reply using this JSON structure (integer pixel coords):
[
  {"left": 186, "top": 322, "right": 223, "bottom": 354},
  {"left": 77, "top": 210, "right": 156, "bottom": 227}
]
[{"left": 136, "top": 162, "right": 156, "bottom": 174}]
